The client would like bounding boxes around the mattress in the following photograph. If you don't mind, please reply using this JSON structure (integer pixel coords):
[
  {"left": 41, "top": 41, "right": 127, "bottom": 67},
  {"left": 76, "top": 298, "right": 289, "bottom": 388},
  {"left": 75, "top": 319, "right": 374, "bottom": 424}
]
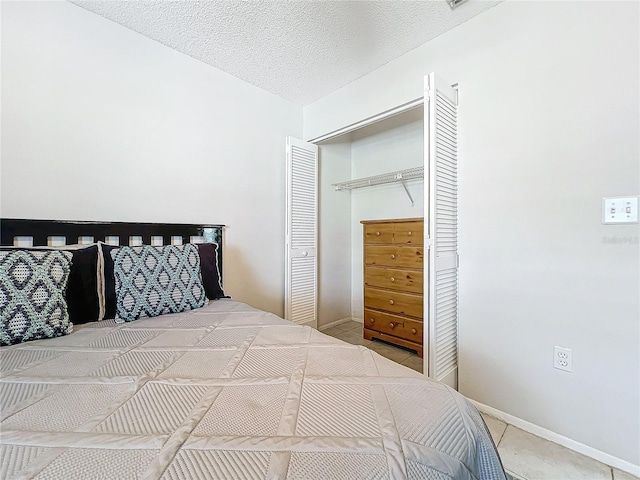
[{"left": 0, "top": 299, "right": 506, "bottom": 479}]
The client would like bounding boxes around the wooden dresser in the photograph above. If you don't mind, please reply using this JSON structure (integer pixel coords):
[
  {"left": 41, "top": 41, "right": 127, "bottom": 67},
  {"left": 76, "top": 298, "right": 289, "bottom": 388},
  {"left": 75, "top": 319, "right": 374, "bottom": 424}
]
[{"left": 361, "top": 218, "right": 424, "bottom": 357}]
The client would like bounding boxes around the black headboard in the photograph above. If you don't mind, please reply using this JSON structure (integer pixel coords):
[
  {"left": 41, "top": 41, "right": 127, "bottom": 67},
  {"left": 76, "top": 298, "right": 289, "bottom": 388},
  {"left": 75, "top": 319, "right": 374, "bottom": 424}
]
[{"left": 0, "top": 218, "right": 225, "bottom": 284}]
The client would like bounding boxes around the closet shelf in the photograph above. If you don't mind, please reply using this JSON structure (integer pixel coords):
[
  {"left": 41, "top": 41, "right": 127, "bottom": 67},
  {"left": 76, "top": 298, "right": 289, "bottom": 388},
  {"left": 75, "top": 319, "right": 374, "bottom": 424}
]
[
  {"left": 332, "top": 166, "right": 424, "bottom": 191},
  {"left": 332, "top": 166, "right": 424, "bottom": 206}
]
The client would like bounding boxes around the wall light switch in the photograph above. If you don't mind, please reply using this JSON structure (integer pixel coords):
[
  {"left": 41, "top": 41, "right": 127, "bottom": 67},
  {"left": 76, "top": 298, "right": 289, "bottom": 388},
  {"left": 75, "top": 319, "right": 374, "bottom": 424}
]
[{"left": 602, "top": 197, "right": 638, "bottom": 224}]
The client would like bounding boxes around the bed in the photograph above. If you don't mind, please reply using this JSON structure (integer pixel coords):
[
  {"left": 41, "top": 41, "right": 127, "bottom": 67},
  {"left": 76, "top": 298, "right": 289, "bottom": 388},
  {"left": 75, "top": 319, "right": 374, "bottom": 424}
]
[{"left": 0, "top": 219, "right": 506, "bottom": 480}]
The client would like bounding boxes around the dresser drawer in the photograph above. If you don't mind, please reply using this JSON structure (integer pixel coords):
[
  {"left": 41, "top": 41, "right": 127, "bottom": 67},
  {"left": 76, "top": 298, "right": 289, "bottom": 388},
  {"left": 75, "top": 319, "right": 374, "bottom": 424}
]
[
  {"left": 364, "top": 245, "right": 423, "bottom": 268},
  {"left": 363, "top": 223, "right": 394, "bottom": 244},
  {"left": 393, "top": 222, "right": 423, "bottom": 245},
  {"left": 364, "top": 287, "right": 423, "bottom": 318},
  {"left": 363, "top": 309, "right": 405, "bottom": 337},
  {"left": 364, "top": 266, "right": 423, "bottom": 294},
  {"left": 364, "top": 310, "right": 424, "bottom": 344},
  {"left": 403, "top": 318, "right": 424, "bottom": 343}
]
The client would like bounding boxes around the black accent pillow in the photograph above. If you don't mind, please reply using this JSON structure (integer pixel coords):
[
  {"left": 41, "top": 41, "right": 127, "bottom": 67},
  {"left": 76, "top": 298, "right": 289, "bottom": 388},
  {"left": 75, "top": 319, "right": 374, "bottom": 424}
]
[
  {"left": 101, "top": 244, "right": 118, "bottom": 320},
  {"left": 0, "top": 245, "right": 101, "bottom": 325},
  {"left": 197, "top": 243, "right": 226, "bottom": 299},
  {"left": 65, "top": 245, "right": 101, "bottom": 324}
]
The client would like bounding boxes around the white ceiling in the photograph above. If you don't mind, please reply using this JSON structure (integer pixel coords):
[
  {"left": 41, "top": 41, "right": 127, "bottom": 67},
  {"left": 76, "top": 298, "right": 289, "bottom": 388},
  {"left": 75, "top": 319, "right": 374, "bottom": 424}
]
[{"left": 72, "top": 0, "right": 500, "bottom": 105}]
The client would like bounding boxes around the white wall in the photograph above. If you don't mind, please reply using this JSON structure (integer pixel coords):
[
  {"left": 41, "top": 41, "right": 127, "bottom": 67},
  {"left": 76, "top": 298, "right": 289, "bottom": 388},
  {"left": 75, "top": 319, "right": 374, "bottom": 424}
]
[
  {"left": 0, "top": 1, "right": 302, "bottom": 316},
  {"left": 304, "top": 0, "right": 640, "bottom": 468},
  {"left": 317, "top": 138, "right": 352, "bottom": 329},
  {"left": 349, "top": 109, "right": 424, "bottom": 319}
]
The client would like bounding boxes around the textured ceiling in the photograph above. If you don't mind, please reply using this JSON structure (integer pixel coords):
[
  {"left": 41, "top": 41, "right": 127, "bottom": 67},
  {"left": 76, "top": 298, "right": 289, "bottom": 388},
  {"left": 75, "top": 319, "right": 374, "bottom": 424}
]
[{"left": 72, "top": 1, "right": 500, "bottom": 105}]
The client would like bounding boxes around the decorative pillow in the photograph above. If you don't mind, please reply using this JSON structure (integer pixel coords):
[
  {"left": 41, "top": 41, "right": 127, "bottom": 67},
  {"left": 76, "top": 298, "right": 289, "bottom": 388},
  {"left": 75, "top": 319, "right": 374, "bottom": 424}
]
[
  {"left": 196, "top": 243, "right": 226, "bottom": 299},
  {"left": 0, "top": 250, "right": 74, "bottom": 346},
  {"left": 110, "top": 244, "right": 206, "bottom": 322},
  {"left": 63, "top": 245, "right": 103, "bottom": 323},
  {"left": 0, "top": 245, "right": 103, "bottom": 325},
  {"left": 100, "top": 243, "right": 118, "bottom": 320}
]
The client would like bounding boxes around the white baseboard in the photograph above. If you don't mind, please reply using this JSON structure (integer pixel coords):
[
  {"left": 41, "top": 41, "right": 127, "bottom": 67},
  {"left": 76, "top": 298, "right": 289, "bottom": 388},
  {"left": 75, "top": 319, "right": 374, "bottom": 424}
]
[
  {"left": 471, "top": 400, "right": 640, "bottom": 477},
  {"left": 318, "top": 317, "right": 360, "bottom": 331}
]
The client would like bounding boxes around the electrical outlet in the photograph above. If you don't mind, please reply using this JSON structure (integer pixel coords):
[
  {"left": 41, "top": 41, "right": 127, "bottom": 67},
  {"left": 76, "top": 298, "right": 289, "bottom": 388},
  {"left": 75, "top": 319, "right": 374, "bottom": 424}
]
[{"left": 554, "top": 346, "right": 572, "bottom": 372}]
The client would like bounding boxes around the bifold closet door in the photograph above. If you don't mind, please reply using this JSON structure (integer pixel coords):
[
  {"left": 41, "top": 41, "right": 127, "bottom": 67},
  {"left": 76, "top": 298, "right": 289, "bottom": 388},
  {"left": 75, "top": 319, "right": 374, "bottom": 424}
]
[
  {"left": 425, "top": 73, "right": 459, "bottom": 389},
  {"left": 285, "top": 137, "right": 318, "bottom": 328}
]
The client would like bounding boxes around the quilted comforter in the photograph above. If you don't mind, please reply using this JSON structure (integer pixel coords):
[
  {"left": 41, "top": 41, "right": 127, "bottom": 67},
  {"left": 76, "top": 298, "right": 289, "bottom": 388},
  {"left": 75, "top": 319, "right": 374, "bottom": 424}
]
[{"left": 0, "top": 300, "right": 506, "bottom": 479}]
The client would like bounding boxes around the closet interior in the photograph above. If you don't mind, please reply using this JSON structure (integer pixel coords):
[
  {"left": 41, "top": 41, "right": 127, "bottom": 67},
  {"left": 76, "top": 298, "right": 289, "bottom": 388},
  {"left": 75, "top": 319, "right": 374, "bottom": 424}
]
[{"left": 316, "top": 107, "right": 425, "bottom": 349}]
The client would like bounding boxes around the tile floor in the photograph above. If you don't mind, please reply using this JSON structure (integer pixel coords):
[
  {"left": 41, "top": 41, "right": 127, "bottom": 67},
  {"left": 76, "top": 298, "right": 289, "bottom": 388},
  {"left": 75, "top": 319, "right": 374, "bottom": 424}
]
[
  {"left": 322, "top": 320, "right": 639, "bottom": 480},
  {"left": 322, "top": 319, "right": 424, "bottom": 373}
]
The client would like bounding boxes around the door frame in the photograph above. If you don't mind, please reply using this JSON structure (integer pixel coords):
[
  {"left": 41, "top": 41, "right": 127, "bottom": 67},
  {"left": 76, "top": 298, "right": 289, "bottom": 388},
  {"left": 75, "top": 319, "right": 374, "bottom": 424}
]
[{"left": 307, "top": 97, "right": 424, "bottom": 144}]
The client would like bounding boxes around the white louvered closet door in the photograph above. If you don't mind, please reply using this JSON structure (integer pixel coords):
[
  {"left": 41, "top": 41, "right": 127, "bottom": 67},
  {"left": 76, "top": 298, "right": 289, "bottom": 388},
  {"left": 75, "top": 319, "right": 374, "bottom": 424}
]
[
  {"left": 285, "top": 137, "right": 318, "bottom": 328},
  {"left": 425, "top": 73, "right": 459, "bottom": 389}
]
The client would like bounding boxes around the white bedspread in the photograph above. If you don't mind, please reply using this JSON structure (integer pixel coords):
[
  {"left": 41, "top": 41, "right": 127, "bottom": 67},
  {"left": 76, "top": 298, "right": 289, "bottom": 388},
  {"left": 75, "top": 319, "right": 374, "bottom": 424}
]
[{"left": 0, "top": 300, "right": 506, "bottom": 479}]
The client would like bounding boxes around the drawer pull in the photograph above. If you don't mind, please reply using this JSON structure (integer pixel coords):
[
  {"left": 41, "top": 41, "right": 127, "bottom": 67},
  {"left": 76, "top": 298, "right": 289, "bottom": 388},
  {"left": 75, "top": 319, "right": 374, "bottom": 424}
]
[
  {"left": 408, "top": 231, "right": 412, "bottom": 236},
  {"left": 376, "top": 231, "right": 381, "bottom": 236},
  {"left": 390, "top": 254, "right": 396, "bottom": 259},
  {"left": 389, "top": 322, "right": 396, "bottom": 329},
  {"left": 390, "top": 277, "right": 395, "bottom": 282},
  {"left": 411, "top": 328, "right": 417, "bottom": 334},
  {"left": 389, "top": 300, "right": 395, "bottom": 305},
  {"left": 369, "top": 318, "right": 375, "bottom": 324}
]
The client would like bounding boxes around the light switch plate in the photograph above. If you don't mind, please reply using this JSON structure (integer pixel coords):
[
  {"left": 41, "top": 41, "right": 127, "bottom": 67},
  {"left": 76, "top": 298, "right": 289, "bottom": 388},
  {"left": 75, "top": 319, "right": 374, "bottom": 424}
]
[{"left": 602, "top": 197, "right": 638, "bottom": 224}]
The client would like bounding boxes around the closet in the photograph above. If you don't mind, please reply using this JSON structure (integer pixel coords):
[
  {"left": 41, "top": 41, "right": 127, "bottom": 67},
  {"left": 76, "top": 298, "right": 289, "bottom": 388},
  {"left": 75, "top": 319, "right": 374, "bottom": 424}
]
[{"left": 285, "top": 73, "right": 458, "bottom": 389}]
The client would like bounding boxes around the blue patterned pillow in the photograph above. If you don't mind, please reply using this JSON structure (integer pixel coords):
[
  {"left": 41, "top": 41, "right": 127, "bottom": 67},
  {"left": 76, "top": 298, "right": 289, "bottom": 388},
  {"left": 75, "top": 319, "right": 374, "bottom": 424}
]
[
  {"left": 0, "top": 250, "right": 74, "bottom": 346},
  {"left": 110, "top": 244, "right": 206, "bottom": 322}
]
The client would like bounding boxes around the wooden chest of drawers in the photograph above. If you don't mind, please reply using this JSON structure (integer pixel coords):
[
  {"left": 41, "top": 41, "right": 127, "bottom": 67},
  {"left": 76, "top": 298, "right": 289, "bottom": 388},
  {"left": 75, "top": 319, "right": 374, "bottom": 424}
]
[{"left": 361, "top": 218, "right": 424, "bottom": 357}]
